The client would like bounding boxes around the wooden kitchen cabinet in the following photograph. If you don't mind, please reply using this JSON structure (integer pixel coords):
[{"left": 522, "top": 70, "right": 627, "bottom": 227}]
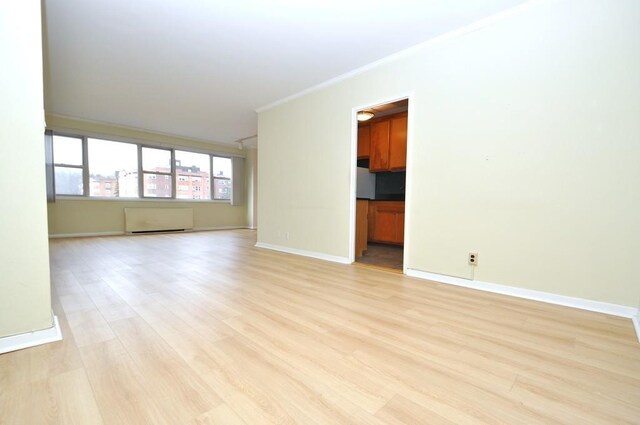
[
  {"left": 368, "top": 201, "right": 405, "bottom": 245},
  {"left": 369, "top": 120, "right": 390, "bottom": 171},
  {"left": 357, "top": 125, "right": 371, "bottom": 159},
  {"left": 397, "top": 211, "right": 405, "bottom": 243},
  {"left": 368, "top": 112, "right": 407, "bottom": 172},
  {"left": 355, "top": 199, "right": 368, "bottom": 257},
  {"left": 389, "top": 115, "right": 407, "bottom": 170}
]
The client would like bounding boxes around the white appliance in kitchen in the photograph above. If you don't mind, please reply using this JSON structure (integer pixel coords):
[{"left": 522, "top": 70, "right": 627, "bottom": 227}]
[{"left": 356, "top": 167, "right": 376, "bottom": 199}]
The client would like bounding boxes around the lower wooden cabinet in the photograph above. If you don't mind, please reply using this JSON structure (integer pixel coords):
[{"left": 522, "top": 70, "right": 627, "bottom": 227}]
[
  {"left": 368, "top": 201, "right": 405, "bottom": 245},
  {"left": 355, "top": 199, "right": 368, "bottom": 257}
]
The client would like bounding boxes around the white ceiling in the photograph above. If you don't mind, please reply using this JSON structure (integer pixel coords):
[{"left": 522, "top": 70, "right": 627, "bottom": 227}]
[{"left": 43, "top": 0, "right": 530, "bottom": 145}]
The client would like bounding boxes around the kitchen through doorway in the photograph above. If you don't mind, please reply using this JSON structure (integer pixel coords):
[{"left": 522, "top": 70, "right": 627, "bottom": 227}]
[{"left": 354, "top": 99, "right": 408, "bottom": 271}]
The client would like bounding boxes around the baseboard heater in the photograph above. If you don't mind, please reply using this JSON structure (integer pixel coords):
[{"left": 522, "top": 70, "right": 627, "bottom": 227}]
[{"left": 124, "top": 208, "right": 194, "bottom": 234}]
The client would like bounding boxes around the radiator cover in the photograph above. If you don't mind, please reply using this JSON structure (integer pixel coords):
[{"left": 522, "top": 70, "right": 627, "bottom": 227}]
[{"left": 124, "top": 208, "right": 194, "bottom": 233}]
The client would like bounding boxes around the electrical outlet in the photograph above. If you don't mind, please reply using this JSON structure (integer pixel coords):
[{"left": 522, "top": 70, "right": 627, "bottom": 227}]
[{"left": 468, "top": 252, "right": 478, "bottom": 266}]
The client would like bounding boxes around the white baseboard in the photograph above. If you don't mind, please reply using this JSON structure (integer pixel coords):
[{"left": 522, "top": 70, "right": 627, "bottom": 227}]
[
  {"left": 0, "top": 316, "right": 62, "bottom": 354},
  {"left": 49, "top": 227, "right": 252, "bottom": 238},
  {"left": 406, "top": 269, "right": 639, "bottom": 319},
  {"left": 193, "top": 226, "right": 248, "bottom": 232},
  {"left": 255, "top": 242, "right": 351, "bottom": 264},
  {"left": 49, "top": 231, "right": 125, "bottom": 238}
]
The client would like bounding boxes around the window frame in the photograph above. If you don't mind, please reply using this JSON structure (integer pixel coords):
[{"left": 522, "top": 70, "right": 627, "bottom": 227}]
[
  {"left": 175, "top": 149, "right": 213, "bottom": 201},
  {"left": 52, "top": 134, "right": 88, "bottom": 197},
  {"left": 50, "top": 131, "right": 236, "bottom": 203},
  {"left": 140, "top": 145, "right": 175, "bottom": 199},
  {"left": 211, "top": 155, "right": 232, "bottom": 201},
  {"left": 87, "top": 137, "right": 140, "bottom": 198}
]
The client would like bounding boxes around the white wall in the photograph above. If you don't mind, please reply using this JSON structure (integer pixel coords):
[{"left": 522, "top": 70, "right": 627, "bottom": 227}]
[
  {"left": 0, "top": 1, "right": 53, "bottom": 337},
  {"left": 258, "top": 0, "right": 640, "bottom": 307}
]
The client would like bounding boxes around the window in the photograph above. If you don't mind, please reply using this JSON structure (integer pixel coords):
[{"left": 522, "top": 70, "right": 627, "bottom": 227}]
[
  {"left": 53, "top": 135, "right": 84, "bottom": 195},
  {"left": 175, "top": 150, "right": 210, "bottom": 200},
  {"left": 142, "top": 147, "right": 172, "bottom": 197},
  {"left": 50, "top": 132, "right": 235, "bottom": 202},
  {"left": 88, "top": 138, "right": 138, "bottom": 197},
  {"left": 212, "top": 156, "right": 232, "bottom": 200}
]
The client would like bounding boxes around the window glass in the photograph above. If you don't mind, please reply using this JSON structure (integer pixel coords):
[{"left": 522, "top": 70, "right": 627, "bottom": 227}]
[
  {"left": 212, "top": 156, "right": 231, "bottom": 200},
  {"left": 212, "top": 157, "right": 231, "bottom": 178},
  {"left": 213, "top": 178, "right": 231, "bottom": 200},
  {"left": 142, "top": 147, "right": 171, "bottom": 173},
  {"left": 53, "top": 136, "right": 82, "bottom": 165},
  {"left": 88, "top": 138, "right": 138, "bottom": 197},
  {"left": 54, "top": 167, "right": 83, "bottom": 195},
  {"left": 143, "top": 173, "right": 172, "bottom": 197},
  {"left": 53, "top": 135, "right": 84, "bottom": 195},
  {"left": 175, "top": 150, "right": 211, "bottom": 200}
]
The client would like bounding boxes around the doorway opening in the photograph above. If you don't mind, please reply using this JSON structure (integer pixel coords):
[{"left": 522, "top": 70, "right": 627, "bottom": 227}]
[{"left": 353, "top": 98, "right": 408, "bottom": 271}]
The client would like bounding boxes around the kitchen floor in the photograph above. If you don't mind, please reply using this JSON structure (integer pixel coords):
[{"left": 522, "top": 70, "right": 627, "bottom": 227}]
[{"left": 356, "top": 243, "right": 403, "bottom": 270}]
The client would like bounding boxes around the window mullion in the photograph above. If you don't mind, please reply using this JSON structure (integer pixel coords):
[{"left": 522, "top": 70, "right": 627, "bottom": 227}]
[
  {"left": 82, "top": 136, "right": 89, "bottom": 196},
  {"left": 137, "top": 145, "right": 144, "bottom": 198},
  {"left": 210, "top": 154, "right": 214, "bottom": 200},
  {"left": 171, "top": 149, "right": 176, "bottom": 199}
]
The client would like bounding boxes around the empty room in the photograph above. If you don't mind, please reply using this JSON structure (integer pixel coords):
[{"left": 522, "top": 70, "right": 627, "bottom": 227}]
[{"left": 1, "top": 0, "right": 639, "bottom": 424}]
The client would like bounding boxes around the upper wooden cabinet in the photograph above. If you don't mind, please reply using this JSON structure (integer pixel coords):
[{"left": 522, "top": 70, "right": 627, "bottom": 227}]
[
  {"left": 357, "top": 125, "right": 371, "bottom": 159},
  {"left": 369, "top": 120, "right": 390, "bottom": 171},
  {"left": 368, "top": 112, "right": 407, "bottom": 172},
  {"left": 389, "top": 115, "right": 407, "bottom": 171}
]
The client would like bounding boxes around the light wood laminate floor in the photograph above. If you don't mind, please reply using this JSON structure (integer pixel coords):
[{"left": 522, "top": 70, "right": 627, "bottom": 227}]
[{"left": 1, "top": 230, "right": 639, "bottom": 424}]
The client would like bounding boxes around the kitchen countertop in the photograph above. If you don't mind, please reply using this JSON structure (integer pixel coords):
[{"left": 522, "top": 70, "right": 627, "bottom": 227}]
[{"left": 356, "top": 195, "right": 405, "bottom": 202}]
